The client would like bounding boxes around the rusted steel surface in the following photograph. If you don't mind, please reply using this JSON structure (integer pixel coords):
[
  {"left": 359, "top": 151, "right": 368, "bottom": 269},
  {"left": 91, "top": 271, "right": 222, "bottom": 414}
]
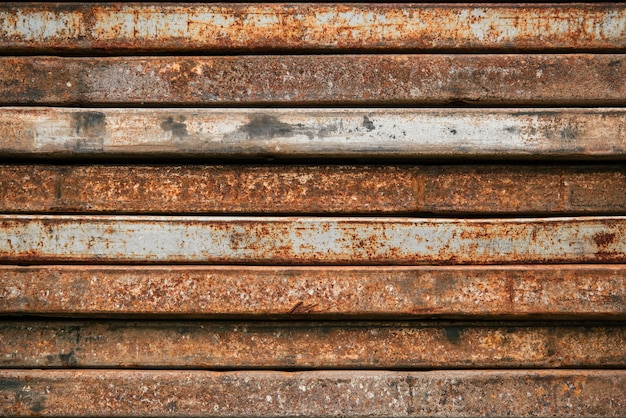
[
  {"left": 1, "top": 216, "right": 625, "bottom": 265},
  {"left": 1, "top": 370, "right": 624, "bottom": 417},
  {"left": 2, "top": 164, "right": 626, "bottom": 215},
  {"left": 1, "top": 55, "right": 625, "bottom": 106},
  {"left": 1, "top": 265, "right": 624, "bottom": 319},
  {"left": 1, "top": 3, "right": 625, "bottom": 53},
  {"left": 2, "top": 108, "right": 626, "bottom": 159},
  {"left": 1, "top": 3, "right": 624, "bottom": 418},
  {"left": 2, "top": 320, "right": 624, "bottom": 369}
]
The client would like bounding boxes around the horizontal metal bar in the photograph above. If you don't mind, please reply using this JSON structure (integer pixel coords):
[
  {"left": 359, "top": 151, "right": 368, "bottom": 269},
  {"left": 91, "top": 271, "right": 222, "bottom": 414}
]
[
  {"left": 1, "top": 3, "right": 625, "bottom": 53},
  {"left": 1, "top": 370, "right": 624, "bottom": 417},
  {"left": 2, "top": 320, "right": 623, "bottom": 369},
  {"left": 1, "top": 265, "right": 624, "bottom": 318},
  {"left": 2, "top": 164, "right": 625, "bottom": 215},
  {"left": 1, "top": 216, "right": 625, "bottom": 265},
  {"left": 2, "top": 108, "right": 626, "bottom": 159},
  {"left": 1, "top": 55, "right": 624, "bottom": 106},
  {"left": 1, "top": 265, "right": 624, "bottom": 319}
]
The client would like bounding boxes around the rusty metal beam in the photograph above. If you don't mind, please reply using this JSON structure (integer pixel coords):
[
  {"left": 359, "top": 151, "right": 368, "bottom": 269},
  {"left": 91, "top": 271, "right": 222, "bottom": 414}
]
[
  {"left": 2, "top": 108, "right": 626, "bottom": 159},
  {"left": 2, "top": 265, "right": 624, "bottom": 319},
  {"left": 0, "top": 3, "right": 625, "bottom": 53},
  {"left": 1, "top": 320, "right": 624, "bottom": 369},
  {"left": 1, "top": 370, "right": 624, "bottom": 417},
  {"left": 1, "top": 55, "right": 624, "bottom": 106},
  {"left": 2, "top": 216, "right": 625, "bottom": 265},
  {"left": 2, "top": 164, "right": 625, "bottom": 215}
]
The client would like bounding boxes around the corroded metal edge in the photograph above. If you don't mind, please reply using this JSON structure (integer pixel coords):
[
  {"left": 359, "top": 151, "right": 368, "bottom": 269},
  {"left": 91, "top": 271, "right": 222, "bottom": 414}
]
[
  {"left": 0, "top": 4, "right": 625, "bottom": 53},
  {"left": 1, "top": 55, "right": 624, "bottom": 106},
  {"left": 1, "top": 320, "right": 624, "bottom": 369},
  {"left": 1, "top": 108, "right": 625, "bottom": 159},
  {"left": 1, "top": 216, "right": 625, "bottom": 264},
  {"left": 0, "top": 370, "right": 624, "bottom": 417},
  {"left": 2, "top": 265, "right": 624, "bottom": 319}
]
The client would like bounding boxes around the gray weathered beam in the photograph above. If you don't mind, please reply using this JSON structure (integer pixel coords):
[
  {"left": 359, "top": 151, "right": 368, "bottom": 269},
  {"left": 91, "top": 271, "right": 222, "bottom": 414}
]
[
  {"left": 2, "top": 108, "right": 626, "bottom": 159},
  {"left": 2, "top": 164, "right": 626, "bottom": 214},
  {"left": 1, "top": 265, "right": 624, "bottom": 319},
  {"left": 1, "top": 55, "right": 624, "bottom": 106},
  {"left": 1, "top": 3, "right": 625, "bottom": 53},
  {"left": 1, "top": 216, "right": 624, "bottom": 264},
  {"left": 1, "top": 320, "right": 624, "bottom": 369},
  {"left": 0, "top": 370, "right": 624, "bottom": 417}
]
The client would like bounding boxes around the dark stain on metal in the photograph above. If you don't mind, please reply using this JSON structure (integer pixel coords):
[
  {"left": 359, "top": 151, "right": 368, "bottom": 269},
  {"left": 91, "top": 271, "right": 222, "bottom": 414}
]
[
  {"left": 610, "top": 294, "right": 624, "bottom": 305},
  {"left": 23, "top": 86, "right": 45, "bottom": 103},
  {"left": 9, "top": 381, "right": 48, "bottom": 415},
  {"left": 240, "top": 114, "right": 293, "bottom": 139},
  {"left": 165, "top": 401, "right": 178, "bottom": 413},
  {"left": 560, "top": 124, "right": 579, "bottom": 140},
  {"left": 58, "top": 350, "right": 78, "bottom": 367},
  {"left": 30, "top": 398, "right": 46, "bottom": 414},
  {"left": 362, "top": 116, "right": 375, "bottom": 131},
  {"left": 72, "top": 112, "right": 106, "bottom": 138},
  {"left": 61, "top": 325, "right": 82, "bottom": 344},
  {"left": 160, "top": 116, "right": 188, "bottom": 139},
  {"left": 71, "top": 112, "right": 106, "bottom": 151},
  {"left": 444, "top": 326, "right": 464, "bottom": 344},
  {"left": 0, "top": 378, "right": 21, "bottom": 391}
]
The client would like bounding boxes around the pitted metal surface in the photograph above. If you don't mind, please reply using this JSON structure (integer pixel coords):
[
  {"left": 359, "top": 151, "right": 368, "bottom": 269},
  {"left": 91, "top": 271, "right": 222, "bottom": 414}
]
[
  {"left": 1, "top": 215, "right": 625, "bottom": 264},
  {"left": 0, "top": 370, "right": 624, "bottom": 417},
  {"left": 1, "top": 265, "right": 624, "bottom": 319},
  {"left": 0, "top": 55, "right": 624, "bottom": 106}
]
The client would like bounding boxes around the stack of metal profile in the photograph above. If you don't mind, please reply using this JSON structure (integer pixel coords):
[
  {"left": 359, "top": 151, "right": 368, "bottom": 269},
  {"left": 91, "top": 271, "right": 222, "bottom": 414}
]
[{"left": 0, "top": 3, "right": 625, "bottom": 417}]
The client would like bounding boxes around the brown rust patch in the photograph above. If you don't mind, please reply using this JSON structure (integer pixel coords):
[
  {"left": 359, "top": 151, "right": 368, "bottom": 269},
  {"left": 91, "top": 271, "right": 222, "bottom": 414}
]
[{"left": 594, "top": 232, "right": 616, "bottom": 248}]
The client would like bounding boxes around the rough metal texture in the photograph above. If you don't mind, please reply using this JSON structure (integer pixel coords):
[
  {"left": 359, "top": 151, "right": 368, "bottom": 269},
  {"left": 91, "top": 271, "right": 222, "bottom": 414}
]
[
  {"left": 1, "top": 216, "right": 625, "bottom": 265},
  {"left": 1, "top": 265, "right": 624, "bottom": 319},
  {"left": 1, "top": 164, "right": 625, "bottom": 215},
  {"left": 1, "top": 2, "right": 625, "bottom": 417},
  {"left": 1, "top": 55, "right": 624, "bottom": 106},
  {"left": 1, "top": 108, "right": 625, "bottom": 159},
  {"left": 1, "top": 3, "right": 625, "bottom": 53},
  {"left": 2, "top": 320, "right": 624, "bottom": 369},
  {"left": 1, "top": 370, "right": 624, "bottom": 417}
]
